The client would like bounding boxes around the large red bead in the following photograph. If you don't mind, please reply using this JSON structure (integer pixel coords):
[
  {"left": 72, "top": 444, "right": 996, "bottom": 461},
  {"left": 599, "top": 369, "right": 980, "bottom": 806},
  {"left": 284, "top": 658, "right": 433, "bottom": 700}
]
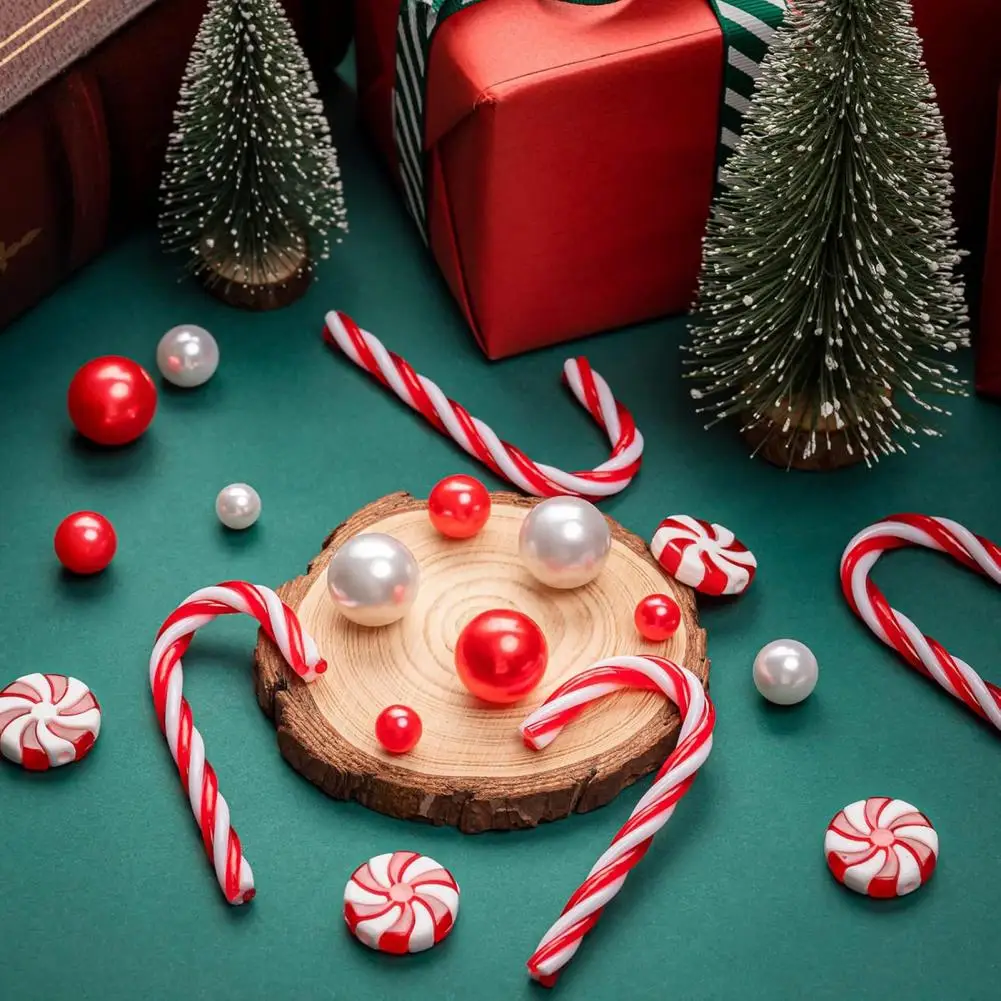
[
  {"left": 634, "top": 593, "right": 682, "bottom": 642},
  {"left": 54, "top": 511, "right": 117, "bottom": 574},
  {"left": 68, "top": 356, "right": 157, "bottom": 446},
  {"left": 374, "top": 705, "right": 423, "bottom": 754},
  {"left": 428, "top": 474, "right": 491, "bottom": 539},
  {"left": 455, "top": 609, "right": 548, "bottom": 705}
]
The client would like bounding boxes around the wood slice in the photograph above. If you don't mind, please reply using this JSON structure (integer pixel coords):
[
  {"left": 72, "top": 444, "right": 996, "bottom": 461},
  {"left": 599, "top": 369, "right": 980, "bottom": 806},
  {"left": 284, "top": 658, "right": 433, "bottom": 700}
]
[{"left": 253, "top": 492, "right": 708, "bottom": 833}]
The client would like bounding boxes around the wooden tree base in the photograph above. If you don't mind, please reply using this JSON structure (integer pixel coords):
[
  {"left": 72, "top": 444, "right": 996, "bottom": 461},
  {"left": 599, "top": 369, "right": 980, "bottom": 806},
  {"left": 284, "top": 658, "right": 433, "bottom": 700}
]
[
  {"left": 742, "top": 421, "right": 865, "bottom": 470},
  {"left": 740, "top": 394, "right": 869, "bottom": 471},
  {"left": 199, "top": 240, "right": 312, "bottom": 311},
  {"left": 253, "top": 492, "right": 708, "bottom": 833}
]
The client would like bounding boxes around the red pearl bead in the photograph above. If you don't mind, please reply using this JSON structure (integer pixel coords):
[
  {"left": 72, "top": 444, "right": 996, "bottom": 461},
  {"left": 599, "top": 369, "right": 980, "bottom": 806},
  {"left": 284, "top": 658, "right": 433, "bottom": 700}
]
[
  {"left": 68, "top": 356, "right": 157, "bottom": 446},
  {"left": 54, "top": 511, "right": 117, "bottom": 575},
  {"left": 634, "top": 594, "right": 682, "bottom": 642},
  {"left": 428, "top": 475, "right": 491, "bottom": 539},
  {"left": 374, "top": 705, "right": 423, "bottom": 754},
  {"left": 455, "top": 609, "right": 548, "bottom": 705}
]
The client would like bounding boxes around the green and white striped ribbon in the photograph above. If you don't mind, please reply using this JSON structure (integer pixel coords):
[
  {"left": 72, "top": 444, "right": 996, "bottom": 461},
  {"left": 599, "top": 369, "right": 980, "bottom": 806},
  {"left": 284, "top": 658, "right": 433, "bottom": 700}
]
[
  {"left": 392, "top": 0, "right": 786, "bottom": 242},
  {"left": 706, "top": 0, "right": 786, "bottom": 166}
]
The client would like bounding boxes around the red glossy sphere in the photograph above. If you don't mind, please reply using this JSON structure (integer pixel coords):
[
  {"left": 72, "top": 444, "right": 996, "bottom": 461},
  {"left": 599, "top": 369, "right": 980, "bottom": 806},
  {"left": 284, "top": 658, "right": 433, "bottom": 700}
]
[
  {"left": 428, "top": 474, "right": 491, "bottom": 539},
  {"left": 455, "top": 609, "right": 548, "bottom": 705},
  {"left": 634, "top": 593, "right": 682, "bottom": 642},
  {"left": 54, "top": 511, "right": 117, "bottom": 574},
  {"left": 374, "top": 705, "right": 423, "bottom": 754},
  {"left": 68, "top": 356, "right": 157, "bottom": 445}
]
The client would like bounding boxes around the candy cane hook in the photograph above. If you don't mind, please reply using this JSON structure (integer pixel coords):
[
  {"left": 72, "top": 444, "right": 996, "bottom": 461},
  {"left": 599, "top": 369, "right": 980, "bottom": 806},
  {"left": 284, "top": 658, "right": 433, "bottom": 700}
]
[
  {"left": 323, "top": 311, "right": 644, "bottom": 500},
  {"left": 841, "top": 514, "right": 1001, "bottom": 730},
  {"left": 150, "top": 581, "right": 326, "bottom": 904},
  {"left": 519, "top": 656, "right": 715, "bottom": 985}
]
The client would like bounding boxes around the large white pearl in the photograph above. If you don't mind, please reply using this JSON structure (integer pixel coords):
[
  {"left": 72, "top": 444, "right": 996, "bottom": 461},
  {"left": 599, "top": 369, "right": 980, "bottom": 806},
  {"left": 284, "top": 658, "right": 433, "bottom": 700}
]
[
  {"left": 518, "top": 496, "right": 611, "bottom": 589},
  {"left": 326, "top": 533, "right": 420, "bottom": 627},
  {"left": 215, "top": 483, "right": 261, "bottom": 530},
  {"left": 753, "top": 639, "right": 819, "bottom": 705},
  {"left": 157, "top": 324, "right": 219, "bottom": 388}
]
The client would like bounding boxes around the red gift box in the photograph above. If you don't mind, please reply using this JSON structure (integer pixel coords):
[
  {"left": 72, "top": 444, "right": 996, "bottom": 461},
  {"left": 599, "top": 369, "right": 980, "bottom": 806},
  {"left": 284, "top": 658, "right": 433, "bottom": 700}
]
[
  {"left": 912, "top": 1, "right": 1001, "bottom": 398},
  {"left": 914, "top": 0, "right": 1001, "bottom": 280},
  {"left": 355, "top": 0, "right": 774, "bottom": 359}
]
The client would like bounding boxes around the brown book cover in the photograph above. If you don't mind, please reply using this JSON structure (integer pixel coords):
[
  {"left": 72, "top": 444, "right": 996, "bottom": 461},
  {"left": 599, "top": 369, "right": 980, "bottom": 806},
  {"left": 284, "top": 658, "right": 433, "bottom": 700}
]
[{"left": 0, "top": 0, "right": 352, "bottom": 329}]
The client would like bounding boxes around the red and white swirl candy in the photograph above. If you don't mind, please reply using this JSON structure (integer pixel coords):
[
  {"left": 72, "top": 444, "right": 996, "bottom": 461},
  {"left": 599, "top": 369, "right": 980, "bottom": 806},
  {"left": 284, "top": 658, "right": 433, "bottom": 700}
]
[
  {"left": 841, "top": 514, "right": 1001, "bottom": 730},
  {"left": 323, "top": 311, "right": 644, "bottom": 500},
  {"left": 344, "top": 851, "right": 460, "bottom": 953},
  {"left": 0, "top": 673, "right": 101, "bottom": 770},
  {"left": 519, "top": 655, "right": 714, "bottom": 986},
  {"left": 650, "top": 515, "right": 757, "bottom": 596},
  {"left": 150, "top": 581, "right": 326, "bottom": 905},
  {"left": 825, "top": 797, "right": 939, "bottom": 898}
]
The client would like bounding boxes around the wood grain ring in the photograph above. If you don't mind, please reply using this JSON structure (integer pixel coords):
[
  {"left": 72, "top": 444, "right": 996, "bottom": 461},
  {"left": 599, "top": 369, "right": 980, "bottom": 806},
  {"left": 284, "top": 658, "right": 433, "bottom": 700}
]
[{"left": 253, "top": 492, "right": 708, "bottom": 832}]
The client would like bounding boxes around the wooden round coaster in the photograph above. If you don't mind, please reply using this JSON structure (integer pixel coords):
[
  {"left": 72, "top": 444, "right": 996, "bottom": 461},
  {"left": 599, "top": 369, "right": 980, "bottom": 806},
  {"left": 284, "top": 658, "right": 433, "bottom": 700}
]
[{"left": 253, "top": 492, "right": 708, "bottom": 833}]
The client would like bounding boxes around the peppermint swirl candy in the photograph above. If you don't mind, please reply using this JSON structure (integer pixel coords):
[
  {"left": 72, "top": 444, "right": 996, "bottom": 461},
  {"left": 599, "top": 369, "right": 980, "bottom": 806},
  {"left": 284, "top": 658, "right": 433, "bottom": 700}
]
[
  {"left": 650, "top": 515, "right": 757, "bottom": 596},
  {"left": 344, "top": 851, "right": 460, "bottom": 954},
  {"left": 0, "top": 673, "right": 102, "bottom": 770},
  {"left": 825, "top": 797, "right": 939, "bottom": 898}
]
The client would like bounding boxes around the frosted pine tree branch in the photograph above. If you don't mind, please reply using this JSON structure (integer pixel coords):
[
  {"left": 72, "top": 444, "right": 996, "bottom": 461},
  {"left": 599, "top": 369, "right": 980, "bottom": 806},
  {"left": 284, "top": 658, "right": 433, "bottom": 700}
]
[
  {"left": 159, "top": 0, "right": 348, "bottom": 287},
  {"left": 686, "top": 0, "right": 969, "bottom": 466}
]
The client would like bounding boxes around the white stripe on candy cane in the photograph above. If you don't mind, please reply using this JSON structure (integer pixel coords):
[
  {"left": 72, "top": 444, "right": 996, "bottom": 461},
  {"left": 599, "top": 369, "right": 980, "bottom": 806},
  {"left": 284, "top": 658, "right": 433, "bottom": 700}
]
[
  {"left": 519, "top": 656, "right": 714, "bottom": 985},
  {"left": 149, "top": 582, "right": 326, "bottom": 904},
  {"left": 322, "top": 312, "right": 645, "bottom": 500}
]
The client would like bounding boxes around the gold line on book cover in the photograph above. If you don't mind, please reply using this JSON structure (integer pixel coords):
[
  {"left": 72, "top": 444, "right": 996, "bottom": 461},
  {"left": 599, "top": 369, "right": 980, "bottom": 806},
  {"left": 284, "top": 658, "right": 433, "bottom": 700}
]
[
  {"left": 0, "top": 0, "right": 80, "bottom": 50},
  {"left": 0, "top": 229, "right": 43, "bottom": 274},
  {"left": 0, "top": 0, "right": 99, "bottom": 71}
]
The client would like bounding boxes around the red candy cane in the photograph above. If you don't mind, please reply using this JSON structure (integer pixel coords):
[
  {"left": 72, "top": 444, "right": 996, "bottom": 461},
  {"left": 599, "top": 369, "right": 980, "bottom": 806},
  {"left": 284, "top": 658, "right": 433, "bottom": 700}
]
[
  {"left": 150, "top": 582, "right": 327, "bottom": 904},
  {"left": 519, "top": 656, "right": 715, "bottom": 985},
  {"left": 323, "top": 311, "right": 644, "bottom": 499},
  {"left": 841, "top": 514, "right": 1001, "bottom": 730}
]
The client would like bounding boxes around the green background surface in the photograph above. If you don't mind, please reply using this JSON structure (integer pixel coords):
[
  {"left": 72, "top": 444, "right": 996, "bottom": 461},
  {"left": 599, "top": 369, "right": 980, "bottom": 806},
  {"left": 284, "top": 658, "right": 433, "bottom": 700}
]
[{"left": 2, "top": 71, "right": 1001, "bottom": 1001}]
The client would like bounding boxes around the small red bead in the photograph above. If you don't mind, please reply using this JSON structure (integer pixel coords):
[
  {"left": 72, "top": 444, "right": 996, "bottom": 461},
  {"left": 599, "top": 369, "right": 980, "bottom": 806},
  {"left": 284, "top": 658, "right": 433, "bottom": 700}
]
[
  {"left": 54, "top": 511, "right": 117, "bottom": 575},
  {"left": 455, "top": 609, "right": 548, "bottom": 705},
  {"left": 68, "top": 356, "right": 157, "bottom": 446},
  {"left": 634, "top": 594, "right": 682, "bottom": 642},
  {"left": 428, "top": 475, "right": 491, "bottom": 539},
  {"left": 375, "top": 705, "right": 423, "bottom": 754}
]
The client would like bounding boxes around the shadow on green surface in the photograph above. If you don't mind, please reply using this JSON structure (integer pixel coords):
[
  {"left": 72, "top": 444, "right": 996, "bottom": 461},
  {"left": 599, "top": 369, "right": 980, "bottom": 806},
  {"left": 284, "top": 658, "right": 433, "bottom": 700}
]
[
  {"left": 756, "top": 696, "right": 823, "bottom": 736},
  {"left": 66, "top": 429, "right": 159, "bottom": 479},
  {"left": 216, "top": 523, "right": 262, "bottom": 551},
  {"left": 158, "top": 377, "right": 225, "bottom": 412},
  {"left": 56, "top": 565, "right": 118, "bottom": 599}
]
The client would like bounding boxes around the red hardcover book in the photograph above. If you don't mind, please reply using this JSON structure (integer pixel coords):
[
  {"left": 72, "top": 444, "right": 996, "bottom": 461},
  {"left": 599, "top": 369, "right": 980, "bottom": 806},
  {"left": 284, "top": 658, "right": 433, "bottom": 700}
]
[{"left": 0, "top": 0, "right": 351, "bottom": 329}]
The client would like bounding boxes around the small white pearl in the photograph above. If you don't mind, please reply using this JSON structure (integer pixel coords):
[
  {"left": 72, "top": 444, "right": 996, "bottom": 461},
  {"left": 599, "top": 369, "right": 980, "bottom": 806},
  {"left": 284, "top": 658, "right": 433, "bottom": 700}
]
[
  {"left": 326, "top": 533, "right": 420, "bottom": 627},
  {"left": 753, "top": 639, "right": 819, "bottom": 706},
  {"left": 215, "top": 483, "right": 261, "bottom": 530},
  {"left": 518, "top": 497, "right": 611, "bottom": 590},
  {"left": 157, "top": 325, "right": 219, "bottom": 388}
]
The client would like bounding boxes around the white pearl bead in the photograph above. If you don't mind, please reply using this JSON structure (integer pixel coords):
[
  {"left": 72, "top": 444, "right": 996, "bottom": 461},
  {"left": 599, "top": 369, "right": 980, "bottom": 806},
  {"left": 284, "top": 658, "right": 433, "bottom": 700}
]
[
  {"left": 753, "top": 639, "right": 819, "bottom": 706},
  {"left": 326, "top": 533, "right": 420, "bottom": 627},
  {"left": 215, "top": 483, "right": 261, "bottom": 530},
  {"left": 518, "top": 496, "right": 611, "bottom": 589},
  {"left": 157, "top": 325, "right": 219, "bottom": 388}
]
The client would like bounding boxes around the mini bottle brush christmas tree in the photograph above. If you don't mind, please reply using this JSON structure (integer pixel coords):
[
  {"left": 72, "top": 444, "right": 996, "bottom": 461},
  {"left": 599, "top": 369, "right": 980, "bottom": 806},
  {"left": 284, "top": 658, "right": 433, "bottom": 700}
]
[
  {"left": 160, "top": 0, "right": 348, "bottom": 307},
  {"left": 687, "top": 0, "right": 970, "bottom": 468}
]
